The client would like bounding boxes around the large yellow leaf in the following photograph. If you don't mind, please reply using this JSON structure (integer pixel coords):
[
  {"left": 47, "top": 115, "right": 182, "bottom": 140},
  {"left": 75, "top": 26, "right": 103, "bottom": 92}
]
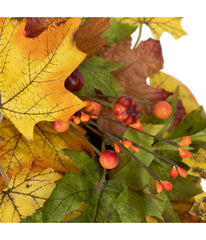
[
  {"left": 0, "top": 117, "right": 92, "bottom": 180},
  {"left": 0, "top": 17, "right": 86, "bottom": 141},
  {"left": 190, "top": 192, "right": 206, "bottom": 221},
  {"left": 0, "top": 168, "right": 62, "bottom": 223},
  {"left": 150, "top": 71, "right": 199, "bottom": 114},
  {"left": 116, "top": 17, "right": 186, "bottom": 39}
]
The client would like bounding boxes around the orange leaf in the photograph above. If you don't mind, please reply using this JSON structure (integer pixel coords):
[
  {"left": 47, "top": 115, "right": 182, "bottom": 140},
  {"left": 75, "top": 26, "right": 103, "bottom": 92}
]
[{"left": 0, "top": 17, "right": 86, "bottom": 141}]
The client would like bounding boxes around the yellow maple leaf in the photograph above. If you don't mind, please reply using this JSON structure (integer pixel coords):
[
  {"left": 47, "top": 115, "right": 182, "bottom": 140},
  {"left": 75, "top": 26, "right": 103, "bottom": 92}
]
[
  {"left": 115, "top": 17, "right": 186, "bottom": 40},
  {"left": 150, "top": 71, "right": 199, "bottom": 114},
  {"left": 0, "top": 17, "right": 86, "bottom": 141},
  {"left": 0, "top": 168, "right": 61, "bottom": 223},
  {"left": 190, "top": 192, "right": 206, "bottom": 221},
  {"left": 0, "top": 117, "right": 93, "bottom": 180}
]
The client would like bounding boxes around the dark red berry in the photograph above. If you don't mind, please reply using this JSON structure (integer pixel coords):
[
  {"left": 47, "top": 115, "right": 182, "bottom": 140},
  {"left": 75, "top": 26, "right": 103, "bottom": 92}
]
[
  {"left": 113, "top": 96, "right": 141, "bottom": 125},
  {"left": 64, "top": 69, "right": 85, "bottom": 92},
  {"left": 161, "top": 180, "right": 173, "bottom": 191}
]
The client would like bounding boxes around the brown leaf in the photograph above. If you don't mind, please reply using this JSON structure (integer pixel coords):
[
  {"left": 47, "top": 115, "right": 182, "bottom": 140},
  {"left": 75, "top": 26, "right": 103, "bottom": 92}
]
[
  {"left": 76, "top": 17, "right": 110, "bottom": 55},
  {"left": 24, "top": 17, "right": 59, "bottom": 38},
  {"left": 98, "top": 37, "right": 171, "bottom": 135}
]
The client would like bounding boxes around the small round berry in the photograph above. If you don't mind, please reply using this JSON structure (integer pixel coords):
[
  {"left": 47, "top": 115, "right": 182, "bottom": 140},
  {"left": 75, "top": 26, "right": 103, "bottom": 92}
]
[
  {"left": 178, "top": 147, "right": 191, "bottom": 158},
  {"left": 177, "top": 167, "right": 187, "bottom": 178},
  {"left": 161, "top": 180, "right": 173, "bottom": 191},
  {"left": 80, "top": 112, "right": 90, "bottom": 122},
  {"left": 73, "top": 116, "right": 81, "bottom": 124},
  {"left": 178, "top": 136, "right": 191, "bottom": 146},
  {"left": 170, "top": 166, "right": 178, "bottom": 178},
  {"left": 113, "top": 96, "right": 141, "bottom": 125},
  {"left": 99, "top": 150, "right": 119, "bottom": 169},
  {"left": 84, "top": 101, "right": 102, "bottom": 119},
  {"left": 153, "top": 101, "right": 172, "bottom": 120},
  {"left": 52, "top": 120, "right": 70, "bottom": 132},
  {"left": 156, "top": 181, "right": 164, "bottom": 193},
  {"left": 64, "top": 69, "right": 85, "bottom": 92}
]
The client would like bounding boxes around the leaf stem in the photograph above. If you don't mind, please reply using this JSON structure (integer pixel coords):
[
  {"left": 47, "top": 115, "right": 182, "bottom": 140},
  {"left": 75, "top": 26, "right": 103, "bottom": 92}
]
[
  {"left": 70, "top": 125, "right": 101, "bottom": 156},
  {"left": 132, "top": 24, "right": 143, "bottom": 49},
  {"left": 0, "top": 162, "right": 9, "bottom": 187}
]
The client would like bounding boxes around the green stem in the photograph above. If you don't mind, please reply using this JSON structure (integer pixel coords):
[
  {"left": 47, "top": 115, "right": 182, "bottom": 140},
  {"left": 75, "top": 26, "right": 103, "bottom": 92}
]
[
  {"left": 96, "top": 168, "right": 107, "bottom": 190},
  {"left": 132, "top": 24, "right": 143, "bottom": 49}
]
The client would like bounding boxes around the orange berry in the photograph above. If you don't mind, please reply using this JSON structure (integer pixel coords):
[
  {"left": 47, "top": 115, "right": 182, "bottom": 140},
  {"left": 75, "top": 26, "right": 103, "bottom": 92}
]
[
  {"left": 130, "top": 145, "right": 139, "bottom": 152},
  {"left": 80, "top": 112, "right": 90, "bottom": 122},
  {"left": 129, "top": 120, "right": 142, "bottom": 131},
  {"left": 178, "top": 147, "right": 191, "bottom": 158},
  {"left": 114, "top": 143, "right": 121, "bottom": 153},
  {"left": 84, "top": 101, "right": 102, "bottom": 119},
  {"left": 153, "top": 101, "right": 172, "bottom": 120},
  {"left": 156, "top": 181, "right": 164, "bottom": 193},
  {"left": 178, "top": 136, "right": 191, "bottom": 146},
  {"left": 73, "top": 116, "right": 81, "bottom": 124},
  {"left": 52, "top": 120, "right": 70, "bottom": 132},
  {"left": 177, "top": 167, "right": 187, "bottom": 178},
  {"left": 161, "top": 180, "right": 173, "bottom": 191},
  {"left": 170, "top": 166, "right": 178, "bottom": 178},
  {"left": 122, "top": 139, "right": 133, "bottom": 149},
  {"left": 99, "top": 150, "right": 119, "bottom": 169}
]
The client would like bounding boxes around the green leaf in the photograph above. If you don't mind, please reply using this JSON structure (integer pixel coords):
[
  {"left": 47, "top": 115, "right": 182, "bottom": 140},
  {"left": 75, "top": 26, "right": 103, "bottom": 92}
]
[
  {"left": 78, "top": 56, "right": 124, "bottom": 97},
  {"left": 101, "top": 18, "right": 137, "bottom": 45},
  {"left": 22, "top": 150, "right": 140, "bottom": 223},
  {"left": 168, "top": 106, "right": 206, "bottom": 139}
]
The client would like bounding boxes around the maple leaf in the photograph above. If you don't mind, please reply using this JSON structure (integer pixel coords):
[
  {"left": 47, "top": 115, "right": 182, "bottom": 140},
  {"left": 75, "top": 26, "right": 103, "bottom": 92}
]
[
  {"left": 78, "top": 56, "right": 123, "bottom": 97},
  {"left": 116, "top": 17, "right": 187, "bottom": 40},
  {"left": 0, "top": 167, "right": 62, "bottom": 223},
  {"left": 0, "top": 117, "right": 93, "bottom": 180},
  {"left": 22, "top": 150, "right": 140, "bottom": 223},
  {"left": 0, "top": 17, "right": 86, "bottom": 141}
]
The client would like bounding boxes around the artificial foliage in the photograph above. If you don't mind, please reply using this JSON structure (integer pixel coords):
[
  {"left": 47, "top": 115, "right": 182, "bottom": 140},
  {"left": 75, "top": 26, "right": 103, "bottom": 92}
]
[{"left": 0, "top": 17, "right": 205, "bottom": 223}]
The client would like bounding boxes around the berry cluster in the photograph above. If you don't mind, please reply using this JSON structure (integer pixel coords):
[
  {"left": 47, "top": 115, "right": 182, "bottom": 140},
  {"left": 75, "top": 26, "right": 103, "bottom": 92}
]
[{"left": 52, "top": 69, "right": 191, "bottom": 196}]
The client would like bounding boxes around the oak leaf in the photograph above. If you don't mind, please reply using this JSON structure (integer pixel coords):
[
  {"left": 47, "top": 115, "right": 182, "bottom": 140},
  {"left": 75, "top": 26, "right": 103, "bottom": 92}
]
[
  {"left": 116, "top": 17, "right": 186, "bottom": 39},
  {"left": 0, "top": 17, "right": 86, "bottom": 141},
  {"left": 0, "top": 117, "right": 93, "bottom": 181},
  {"left": 0, "top": 168, "right": 62, "bottom": 223}
]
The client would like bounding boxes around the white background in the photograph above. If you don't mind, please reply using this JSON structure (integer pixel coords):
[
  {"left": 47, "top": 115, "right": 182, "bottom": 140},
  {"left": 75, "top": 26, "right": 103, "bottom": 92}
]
[{"left": 1, "top": 0, "right": 206, "bottom": 238}]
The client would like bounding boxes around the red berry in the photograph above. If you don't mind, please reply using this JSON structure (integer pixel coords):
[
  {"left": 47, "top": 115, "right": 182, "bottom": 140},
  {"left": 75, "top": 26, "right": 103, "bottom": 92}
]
[
  {"left": 129, "top": 120, "right": 142, "bottom": 131},
  {"left": 99, "top": 150, "right": 119, "bottom": 169},
  {"left": 178, "top": 147, "right": 191, "bottom": 158},
  {"left": 170, "top": 166, "right": 178, "bottom": 178},
  {"left": 64, "top": 69, "right": 85, "bottom": 92},
  {"left": 84, "top": 101, "right": 102, "bottom": 119},
  {"left": 161, "top": 180, "right": 173, "bottom": 191},
  {"left": 153, "top": 101, "right": 172, "bottom": 120},
  {"left": 80, "top": 112, "right": 90, "bottom": 122},
  {"left": 130, "top": 145, "right": 139, "bottom": 152},
  {"left": 52, "top": 120, "right": 70, "bottom": 132},
  {"left": 156, "top": 181, "right": 164, "bottom": 193},
  {"left": 177, "top": 167, "right": 187, "bottom": 178},
  {"left": 113, "top": 96, "right": 141, "bottom": 125},
  {"left": 178, "top": 136, "right": 191, "bottom": 146}
]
